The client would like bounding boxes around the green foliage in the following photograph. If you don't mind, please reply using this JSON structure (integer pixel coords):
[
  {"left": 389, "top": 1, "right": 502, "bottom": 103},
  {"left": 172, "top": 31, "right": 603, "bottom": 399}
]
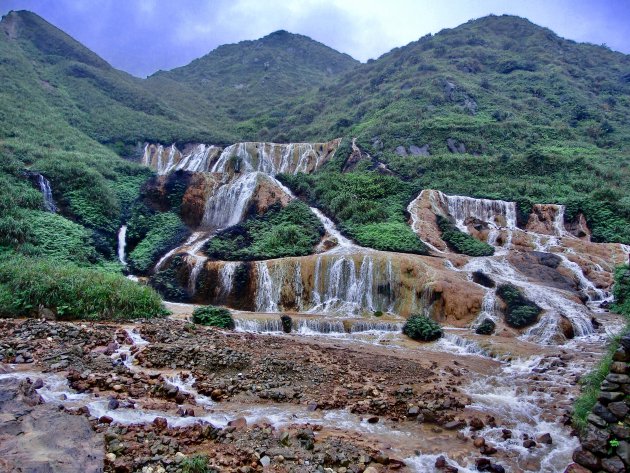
[
  {"left": 475, "top": 318, "right": 496, "bottom": 335},
  {"left": 181, "top": 454, "right": 215, "bottom": 473},
  {"left": 402, "top": 314, "right": 443, "bottom": 342},
  {"left": 612, "top": 265, "right": 630, "bottom": 316},
  {"left": 18, "top": 210, "right": 97, "bottom": 263},
  {"left": 496, "top": 284, "right": 542, "bottom": 328},
  {"left": 437, "top": 216, "right": 495, "bottom": 256},
  {"left": 281, "top": 315, "right": 293, "bottom": 333},
  {"left": 149, "top": 255, "right": 188, "bottom": 302},
  {"left": 0, "top": 254, "right": 167, "bottom": 320},
  {"left": 279, "top": 171, "right": 428, "bottom": 254},
  {"left": 192, "top": 306, "right": 235, "bottom": 329},
  {"left": 128, "top": 212, "right": 189, "bottom": 274},
  {"left": 205, "top": 201, "right": 324, "bottom": 260}
]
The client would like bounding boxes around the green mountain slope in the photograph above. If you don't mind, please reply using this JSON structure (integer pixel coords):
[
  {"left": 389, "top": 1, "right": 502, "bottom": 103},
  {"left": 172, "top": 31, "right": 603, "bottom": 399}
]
[{"left": 144, "top": 30, "right": 359, "bottom": 141}]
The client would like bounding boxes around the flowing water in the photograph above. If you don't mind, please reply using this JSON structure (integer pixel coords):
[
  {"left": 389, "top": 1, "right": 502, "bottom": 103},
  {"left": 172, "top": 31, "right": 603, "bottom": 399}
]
[
  {"left": 117, "top": 225, "right": 127, "bottom": 265},
  {"left": 37, "top": 174, "right": 57, "bottom": 213}
]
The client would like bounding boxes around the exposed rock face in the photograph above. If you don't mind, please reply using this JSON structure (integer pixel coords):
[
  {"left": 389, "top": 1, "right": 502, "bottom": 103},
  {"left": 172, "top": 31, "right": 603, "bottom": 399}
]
[
  {"left": 507, "top": 252, "right": 578, "bottom": 293},
  {"left": 142, "top": 139, "right": 341, "bottom": 176},
  {"left": 0, "top": 377, "right": 104, "bottom": 472},
  {"left": 525, "top": 204, "right": 567, "bottom": 236},
  {"left": 192, "top": 250, "right": 483, "bottom": 323}
]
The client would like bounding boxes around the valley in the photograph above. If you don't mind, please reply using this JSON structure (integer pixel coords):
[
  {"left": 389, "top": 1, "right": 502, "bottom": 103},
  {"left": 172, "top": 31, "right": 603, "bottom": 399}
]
[{"left": 1, "top": 8, "right": 630, "bottom": 473}]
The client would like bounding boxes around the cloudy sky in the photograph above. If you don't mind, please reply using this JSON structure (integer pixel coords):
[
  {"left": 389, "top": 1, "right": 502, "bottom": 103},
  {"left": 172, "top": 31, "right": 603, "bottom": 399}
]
[{"left": 2, "top": 0, "right": 629, "bottom": 77}]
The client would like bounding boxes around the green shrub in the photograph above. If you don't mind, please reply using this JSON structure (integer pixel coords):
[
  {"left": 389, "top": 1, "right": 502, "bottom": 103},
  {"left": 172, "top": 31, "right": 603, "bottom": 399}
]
[
  {"left": 280, "top": 315, "right": 293, "bottom": 333},
  {"left": 205, "top": 201, "right": 324, "bottom": 261},
  {"left": 612, "top": 265, "right": 630, "bottom": 316},
  {"left": 349, "top": 222, "right": 428, "bottom": 254},
  {"left": 149, "top": 255, "right": 188, "bottom": 302},
  {"left": 128, "top": 212, "right": 189, "bottom": 274},
  {"left": 181, "top": 454, "right": 215, "bottom": 473},
  {"left": 475, "top": 318, "right": 496, "bottom": 335},
  {"left": 0, "top": 254, "right": 167, "bottom": 320},
  {"left": 496, "top": 284, "right": 542, "bottom": 328},
  {"left": 437, "top": 216, "right": 495, "bottom": 256},
  {"left": 192, "top": 305, "right": 234, "bottom": 329},
  {"left": 402, "top": 314, "right": 443, "bottom": 341}
]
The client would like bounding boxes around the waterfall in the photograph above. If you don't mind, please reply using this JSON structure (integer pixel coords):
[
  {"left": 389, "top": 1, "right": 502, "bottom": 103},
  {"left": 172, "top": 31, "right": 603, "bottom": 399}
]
[
  {"left": 37, "top": 174, "right": 57, "bottom": 212},
  {"left": 441, "top": 194, "right": 517, "bottom": 232},
  {"left": 255, "top": 261, "right": 280, "bottom": 312},
  {"left": 201, "top": 173, "right": 260, "bottom": 229},
  {"left": 173, "top": 144, "right": 219, "bottom": 173},
  {"left": 436, "top": 333, "right": 490, "bottom": 357},
  {"left": 219, "top": 262, "right": 237, "bottom": 298},
  {"left": 117, "top": 225, "right": 127, "bottom": 265},
  {"left": 463, "top": 257, "right": 594, "bottom": 343},
  {"left": 295, "top": 319, "right": 346, "bottom": 334},
  {"left": 552, "top": 205, "right": 567, "bottom": 237},
  {"left": 309, "top": 207, "right": 355, "bottom": 250},
  {"left": 349, "top": 321, "right": 403, "bottom": 333},
  {"left": 234, "top": 317, "right": 283, "bottom": 333},
  {"left": 406, "top": 192, "right": 445, "bottom": 254}
]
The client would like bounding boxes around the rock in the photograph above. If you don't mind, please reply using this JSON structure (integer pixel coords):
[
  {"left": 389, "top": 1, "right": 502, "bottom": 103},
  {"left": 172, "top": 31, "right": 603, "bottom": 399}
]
[
  {"left": 606, "top": 373, "right": 630, "bottom": 384},
  {"left": 558, "top": 315, "right": 575, "bottom": 340},
  {"left": 409, "top": 144, "right": 430, "bottom": 156},
  {"left": 99, "top": 415, "right": 113, "bottom": 424},
  {"left": 446, "top": 138, "right": 466, "bottom": 154},
  {"left": 523, "top": 439, "right": 536, "bottom": 449},
  {"left": 610, "top": 362, "right": 628, "bottom": 374},
  {"left": 475, "top": 458, "right": 491, "bottom": 471},
  {"left": 443, "top": 419, "right": 466, "bottom": 430},
  {"left": 469, "top": 417, "right": 485, "bottom": 430},
  {"left": 395, "top": 146, "right": 408, "bottom": 157},
  {"left": 259, "top": 455, "right": 271, "bottom": 467},
  {"left": 472, "top": 271, "right": 495, "bottom": 288},
  {"left": 608, "top": 401, "right": 629, "bottom": 419},
  {"left": 152, "top": 417, "right": 168, "bottom": 430},
  {"left": 599, "top": 391, "right": 624, "bottom": 403},
  {"left": 616, "top": 440, "right": 630, "bottom": 466},
  {"left": 536, "top": 433, "right": 552, "bottom": 445},
  {"left": 105, "top": 453, "right": 116, "bottom": 462},
  {"left": 602, "top": 456, "right": 626, "bottom": 473},
  {"left": 587, "top": 413, "right": 608, "bottom": 428},
  {"left": 563, "top": 463, "right": 592, "bottom": 473},
  {"left": 501, "top": 429, "right": 512, "bottom": 440},
  {"left": 39, "top": 307, "right": 57, "bottom": 321},
  {"left": 573, "top": 449, "right": 600, "bottom": 470},
  {"left": 32, "top": 378, "right": 44, "bottom": 389},
  {"left": 601, "top": 380, "right": 621, "bottom": 391},
  {"left": 480, "top": 445, "right": 497, "bottom": 455},
  {"left": 228, "top": 417, "right": 247, "bottom": 429},
  {"left": 367, "top": 416, "right": 379, "bottom": 424},
  {"left": 613, "top": 348, "right": 630, "bottom": 362},
  {"left": 582, "top": 425, "right": 610, "bottom": 454},
  {"left": 610, "top": 424, "right": 630, "bottom": 440},
  {"left": 363, "top": 468, "right": 378, "bottom": 473},
  {"left": 592, "top": 402, "right": 618, "bottom": 423},
  {"left": 473, "top": 437, "right": 486, "bottom": 448},
  {"left": 14, "top": 355, "right": 24, "bottom": 363},
  {"left": 108, "top": 399, "right": 120, "bottom": 410},
  {"left": 174, "top": 452, "right": 186, "bottom": 463},
  {"left": 407, "top": 406, "right": 419, "bottom": 416}
]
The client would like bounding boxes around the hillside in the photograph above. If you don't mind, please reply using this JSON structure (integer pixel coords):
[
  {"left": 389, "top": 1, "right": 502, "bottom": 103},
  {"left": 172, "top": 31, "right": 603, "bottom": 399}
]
[{"left": 145, "top": 30, "right": 358, "bottom": 141}]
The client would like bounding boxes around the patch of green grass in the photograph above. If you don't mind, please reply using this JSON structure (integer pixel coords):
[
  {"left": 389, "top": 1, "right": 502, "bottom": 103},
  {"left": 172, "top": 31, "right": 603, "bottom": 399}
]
[
  {"left": 192, "top": 306, "right": 234, "bottom": 329},
  {"left": 436, "top": 216, "right": 495, "bottom": 256},
  {"left": 205, "top": 201, "right": 324, "bottom": 260},
  {"left": 403, "top": 314, "right": 443, "bottom": 342},
  {"left": 0, "top": 253, "right": 167, "bottom": 320}
]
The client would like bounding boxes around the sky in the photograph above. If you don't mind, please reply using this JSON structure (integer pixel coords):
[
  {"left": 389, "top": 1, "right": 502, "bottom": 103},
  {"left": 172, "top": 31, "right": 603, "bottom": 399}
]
[{"left": 2, "top": 0, "right": 629, "bottom": 77}]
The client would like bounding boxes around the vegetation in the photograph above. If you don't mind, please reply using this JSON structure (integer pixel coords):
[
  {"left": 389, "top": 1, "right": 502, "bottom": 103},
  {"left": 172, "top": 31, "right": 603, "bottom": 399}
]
[
  {"left": 181, "top": 454, "right": 215, "bottom": 473},
  {"left": 279, "top": 171, "right": 428, "bottom": 254},
  {"left": 0, "top": 254, "right": 167, "bottom": 320},
  {"left": 475, "top": 318, "right": 496, "bottom": 335},
  {"left": 281, "top": 315, "right": 293, "bottom": 333},
  {"left": 192, "top": 305, "right": 235, "bottom": 329},
  {"left": 402, "top": 314, "right": 443, "bottom": 341},
  {"left": 496, "top": 284, "right": 542, "bottom": 328},
  {"left": 204, "top": 201, "right": 324, "bottom": 260},
  {"left": 127, "top": 212, "right": 189, "bottom": 274},
  {"left": 436, "top": 216, "right": 495, "bottom": 256},
  {"left": 573, "top": 265, "right": 630, "bottom": 432}
]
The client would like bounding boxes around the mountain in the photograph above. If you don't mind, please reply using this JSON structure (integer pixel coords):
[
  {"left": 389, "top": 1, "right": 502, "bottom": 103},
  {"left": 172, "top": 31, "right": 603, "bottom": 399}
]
[{"left": 145, "top": 30, "right": 358, "bottom": 141}]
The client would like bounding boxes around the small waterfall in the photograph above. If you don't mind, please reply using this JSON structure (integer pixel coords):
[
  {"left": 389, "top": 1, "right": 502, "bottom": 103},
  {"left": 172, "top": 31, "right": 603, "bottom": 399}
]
[
  {"left": 117, "top": 225, "right": 127, "bottom": 265},
  {"left": 255, "top": 261, "right": 280, "bottom": 312},
  {"left": 552, "top": 205, "right": 567, "bottom": 237},
  {"left": 37, "top": 174, "right": 57, "bottom": 212},
  {"left": 442, "top": 194, "right": 517, "bottom": 232},
  {"left": 474, "top": 288, "right": 497, "bottom": 325},
  {"left": 349, "top": 321, "right": 403, "bottom": 333},
  {"left": 309, "top": 207, "right": 355, "bottom": 250},
  {"left": 436, "top": 333, "right": 490, "bottom": 357},
  {"left": 406, "top": 192, "right": 446, "bottom": 254},
  {"left": 219, "top": 262, "right": 237, "bottom": 298},
  {"left": 295, "top": 319, "right": 346, "bottom": 335},
  {"left": 201, "top": 173, "right": 259, "bottom": 228},
  {"left": 173, "top": 144, "right": 219, "bottom": 173},
  {"left": 234, "top": 318, "right": 283, "bottom": 333}
]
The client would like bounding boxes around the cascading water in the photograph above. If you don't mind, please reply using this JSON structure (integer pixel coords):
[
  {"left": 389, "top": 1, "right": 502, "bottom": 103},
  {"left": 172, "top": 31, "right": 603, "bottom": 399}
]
[
  {"left": 233, "top": 318, "right": 283, "bottom": 333},
  {"left": 201, "top": 172, "right": 260, "bottom": 229},
  {"left": 117, "top": 225, "right": 127, "bottom": 265},
  {"left": 219, "top": 262, "right": 237, "bottom": 298},
  {"left": 37, "top": 174, "right": 57, "bottom": 212}
]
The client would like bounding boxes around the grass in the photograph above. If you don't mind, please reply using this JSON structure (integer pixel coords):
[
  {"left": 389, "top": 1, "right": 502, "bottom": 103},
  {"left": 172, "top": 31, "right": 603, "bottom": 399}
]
[
  {"left": 192, "top": 306, "right": 234, "bottom": 329},
  {"left": 0, "top": 253, "right": 168, "bottom": 320},
  {"left": 572, "top": 265, "right": 630, "bottom": 432}
]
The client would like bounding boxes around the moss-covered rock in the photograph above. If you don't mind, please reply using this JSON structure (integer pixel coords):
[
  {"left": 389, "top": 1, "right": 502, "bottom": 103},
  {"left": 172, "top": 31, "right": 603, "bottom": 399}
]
[{"left": 402, "top": 314, "right": 443, "bottom": 342}]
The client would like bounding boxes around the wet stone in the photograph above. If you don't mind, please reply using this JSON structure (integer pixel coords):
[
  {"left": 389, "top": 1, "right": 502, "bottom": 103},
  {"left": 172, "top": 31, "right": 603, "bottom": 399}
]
[
  {"left": 606, "top": 373, "right": 630, "bottom": 384},
  {"left": 573, "top": 449, "right": 600, "bottom": 470},
  {"left": 602, "top": 456, "right": 626, "bottom": 473},
  {"left": 598, "top": 391, "right": 624, "bottom": 403},
  {"left": 592, "top": 402, "right": 618, "bottom": 423},
  {"left": 608, "top": 401, "right": 629, "bottom": 419},
  {"left": 600, "top": 380, "right": 621, "bottom": 391}
]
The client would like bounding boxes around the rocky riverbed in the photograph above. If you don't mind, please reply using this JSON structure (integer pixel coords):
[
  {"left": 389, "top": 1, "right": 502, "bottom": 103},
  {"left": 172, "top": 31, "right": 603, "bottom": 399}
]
[{"left": 0, "top": 312, "right": 623, "bottom": 473}]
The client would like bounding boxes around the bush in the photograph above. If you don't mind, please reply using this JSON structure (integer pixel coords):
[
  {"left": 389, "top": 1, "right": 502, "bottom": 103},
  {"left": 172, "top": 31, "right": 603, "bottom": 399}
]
[
  {"left": 437, "top": 216, "right": 495, "bottom": 256},
  {"left": 402, "top": 314, "right": 443, "bottom": 341},
  {"left": 181, "top": 454, "right": 214, "bottom": 473},
  {"left": 496, "top": 284, "right": 542, "bottom": 328},
  {"left": 475, "top": 318, "right": 496, "bottom": 335},
  {"left": 205, "top": 201, "right": 324, "bottom": 261},
  {"left": 280, "top": 314, "right": 292, "bottom": 333},
  {"left": 192, "top": 305, "right": 234, "bottom": 329},
  {"left": 0, "top": 254, "right": 167, "bottom": 320}
]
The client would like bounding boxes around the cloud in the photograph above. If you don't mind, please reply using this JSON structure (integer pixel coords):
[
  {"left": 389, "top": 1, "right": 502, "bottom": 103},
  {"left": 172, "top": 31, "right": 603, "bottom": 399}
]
[{"left": 1, "top": 0, "right": 628, "bottom": 77}]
